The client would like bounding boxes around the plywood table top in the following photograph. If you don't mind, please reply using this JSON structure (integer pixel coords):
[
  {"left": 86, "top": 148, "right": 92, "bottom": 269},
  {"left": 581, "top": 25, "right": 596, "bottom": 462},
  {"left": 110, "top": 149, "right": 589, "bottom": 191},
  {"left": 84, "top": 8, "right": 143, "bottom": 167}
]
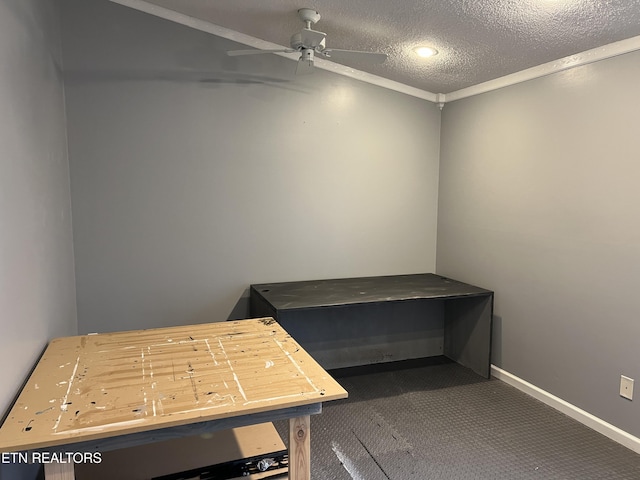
[{"left": 0, "top": 318, "right": 347, "bottom": 453}]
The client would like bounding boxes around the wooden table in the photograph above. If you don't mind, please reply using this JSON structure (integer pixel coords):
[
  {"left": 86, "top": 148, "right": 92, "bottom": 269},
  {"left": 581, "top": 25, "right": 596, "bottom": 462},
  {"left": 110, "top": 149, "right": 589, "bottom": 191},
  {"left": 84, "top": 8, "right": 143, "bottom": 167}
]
[{"left": 0, "top": 318, "right": 347, "bottom": 479}]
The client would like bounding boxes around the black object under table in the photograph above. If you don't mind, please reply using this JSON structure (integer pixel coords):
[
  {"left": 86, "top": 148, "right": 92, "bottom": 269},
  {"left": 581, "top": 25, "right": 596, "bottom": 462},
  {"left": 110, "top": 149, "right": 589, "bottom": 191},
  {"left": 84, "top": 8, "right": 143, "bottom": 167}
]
[{"left": 249, "top": 273, "right": 494, "bottom": 378}]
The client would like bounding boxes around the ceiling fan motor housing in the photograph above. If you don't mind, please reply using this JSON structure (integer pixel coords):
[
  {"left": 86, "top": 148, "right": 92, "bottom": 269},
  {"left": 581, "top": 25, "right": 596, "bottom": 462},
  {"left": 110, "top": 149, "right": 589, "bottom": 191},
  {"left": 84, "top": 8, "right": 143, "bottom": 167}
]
[{"left": 290, "top": 31, "right": 326, "bottom": 51}]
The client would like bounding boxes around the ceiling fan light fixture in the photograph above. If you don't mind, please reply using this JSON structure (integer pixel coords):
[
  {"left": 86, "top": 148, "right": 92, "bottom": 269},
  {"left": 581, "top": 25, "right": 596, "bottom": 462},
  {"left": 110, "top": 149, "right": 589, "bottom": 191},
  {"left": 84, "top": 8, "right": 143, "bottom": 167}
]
[{"left": 414, "top": 46, "right": 438, "bottom": 58}]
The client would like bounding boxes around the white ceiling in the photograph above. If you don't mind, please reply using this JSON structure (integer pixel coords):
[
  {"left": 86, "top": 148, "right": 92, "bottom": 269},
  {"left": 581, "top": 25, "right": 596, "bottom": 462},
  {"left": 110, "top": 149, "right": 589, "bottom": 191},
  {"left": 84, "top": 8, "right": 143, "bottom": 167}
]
[{"left": 117, "top": 0, "right": 640, "bottom": 96}]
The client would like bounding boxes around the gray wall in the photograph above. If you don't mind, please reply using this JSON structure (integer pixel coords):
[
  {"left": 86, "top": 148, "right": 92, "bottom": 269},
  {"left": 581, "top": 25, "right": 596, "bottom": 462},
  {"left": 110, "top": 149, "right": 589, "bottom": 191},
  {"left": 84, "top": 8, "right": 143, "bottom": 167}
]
[
  {"left": 0, "top": 0, "right": 76, "bottom": 478},
  {"left": 2, "top": 0, "right": 639, "bottom": 465},
  {"left": 437, "top": 50, "right": 640, "bottom": 436},
  {"left": 60, "top": 0, "right": 441, "bottom": 334}
]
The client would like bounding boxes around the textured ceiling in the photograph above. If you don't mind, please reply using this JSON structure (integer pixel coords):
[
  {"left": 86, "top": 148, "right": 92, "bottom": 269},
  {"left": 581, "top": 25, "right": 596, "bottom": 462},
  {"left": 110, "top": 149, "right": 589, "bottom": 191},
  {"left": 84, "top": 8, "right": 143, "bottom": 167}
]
[{"left": 139, "top": 0, "right": 640, "bottom": 94}]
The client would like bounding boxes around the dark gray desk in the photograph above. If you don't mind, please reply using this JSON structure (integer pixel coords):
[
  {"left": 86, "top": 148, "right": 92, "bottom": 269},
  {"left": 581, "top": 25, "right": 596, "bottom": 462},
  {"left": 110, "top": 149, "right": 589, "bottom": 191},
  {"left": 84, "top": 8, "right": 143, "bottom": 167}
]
[{"left": 250, "top": 273, "right": 493, "bottom": 378}]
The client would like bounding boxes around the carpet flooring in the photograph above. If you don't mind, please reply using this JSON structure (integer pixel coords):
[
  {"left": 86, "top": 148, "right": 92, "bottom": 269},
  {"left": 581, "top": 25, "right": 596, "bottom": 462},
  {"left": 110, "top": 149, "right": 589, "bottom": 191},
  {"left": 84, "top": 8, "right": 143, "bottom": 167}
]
[{"left": 275, "top": 358, "right": 640, "bottom": 479}]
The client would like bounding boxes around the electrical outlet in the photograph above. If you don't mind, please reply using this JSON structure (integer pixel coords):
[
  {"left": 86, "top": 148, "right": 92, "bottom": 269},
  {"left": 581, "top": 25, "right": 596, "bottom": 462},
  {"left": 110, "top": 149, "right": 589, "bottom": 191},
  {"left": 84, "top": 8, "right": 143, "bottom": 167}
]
[{"left": 620, "top": 375, "right": 634, "bottom": 400}]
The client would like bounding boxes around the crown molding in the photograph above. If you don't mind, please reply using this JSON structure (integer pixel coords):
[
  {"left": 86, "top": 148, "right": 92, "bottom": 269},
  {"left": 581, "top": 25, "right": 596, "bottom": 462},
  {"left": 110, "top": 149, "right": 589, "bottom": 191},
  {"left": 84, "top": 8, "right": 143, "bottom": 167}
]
[{"left": 444, "top": 34, "right": 640, "bottom": 103}]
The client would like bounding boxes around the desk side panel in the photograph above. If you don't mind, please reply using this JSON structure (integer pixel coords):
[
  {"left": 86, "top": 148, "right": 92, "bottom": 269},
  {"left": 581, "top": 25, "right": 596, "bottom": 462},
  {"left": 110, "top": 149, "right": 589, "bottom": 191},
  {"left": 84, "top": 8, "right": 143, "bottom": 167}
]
[
  {"left": 249, "top": 286, "right": 278, "bottom": 319},
  {"left": 443, "top": 295, "right": 493, "bottom": 378}
]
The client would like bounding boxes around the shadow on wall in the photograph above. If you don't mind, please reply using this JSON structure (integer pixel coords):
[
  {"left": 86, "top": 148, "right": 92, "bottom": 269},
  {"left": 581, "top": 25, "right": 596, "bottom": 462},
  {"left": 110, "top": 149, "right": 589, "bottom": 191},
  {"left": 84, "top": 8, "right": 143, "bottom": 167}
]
[
  {"left": 62, "top": 43, "right": 312, "bottom": 94},
  {"left": 227, "top": 288, "right": 251, "bottom": 320},
  {"left": 62, "top": 68, "right": 310, "bottom": 94},
  {"left": 491, "top": 314, "right": 502, "bottom": 367}
]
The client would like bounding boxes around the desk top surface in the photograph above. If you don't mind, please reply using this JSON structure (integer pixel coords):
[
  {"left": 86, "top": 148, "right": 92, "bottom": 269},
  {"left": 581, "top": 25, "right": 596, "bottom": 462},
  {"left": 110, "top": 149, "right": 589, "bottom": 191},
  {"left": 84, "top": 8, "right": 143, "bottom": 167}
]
[
  {"left": 251, "top": 273, "right": 493, "bottom": 311},
  {"left": 0, "top": 318, "right": 347, "bottom": 452}
]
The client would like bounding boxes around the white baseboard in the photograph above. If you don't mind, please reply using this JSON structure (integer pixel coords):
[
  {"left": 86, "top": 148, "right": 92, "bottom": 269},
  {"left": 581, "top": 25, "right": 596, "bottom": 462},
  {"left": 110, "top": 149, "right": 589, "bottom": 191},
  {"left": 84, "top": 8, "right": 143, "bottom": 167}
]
[{"left": 491, "top": 365, "right": 640, "bottom": 455}]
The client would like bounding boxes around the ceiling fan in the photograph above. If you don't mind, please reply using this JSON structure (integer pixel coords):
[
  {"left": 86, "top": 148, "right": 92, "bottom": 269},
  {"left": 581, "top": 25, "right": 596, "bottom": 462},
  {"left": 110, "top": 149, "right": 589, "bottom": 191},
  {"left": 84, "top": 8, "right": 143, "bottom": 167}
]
[{"left": 226, "top": 8, "right": 387, "bottom": 74}]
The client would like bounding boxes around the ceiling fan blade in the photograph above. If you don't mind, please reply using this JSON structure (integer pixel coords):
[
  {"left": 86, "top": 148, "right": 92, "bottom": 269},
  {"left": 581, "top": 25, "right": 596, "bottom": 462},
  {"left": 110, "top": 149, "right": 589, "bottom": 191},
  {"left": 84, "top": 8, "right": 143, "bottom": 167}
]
[
  {"left": 227, "top": 48, "right": 294, "bottom": 57},
  {"left": 320, "top": 49, "right": 387, "bottom": 64},
  {"left": 301, "top": 28, "right": 326, "bottom": 48}
]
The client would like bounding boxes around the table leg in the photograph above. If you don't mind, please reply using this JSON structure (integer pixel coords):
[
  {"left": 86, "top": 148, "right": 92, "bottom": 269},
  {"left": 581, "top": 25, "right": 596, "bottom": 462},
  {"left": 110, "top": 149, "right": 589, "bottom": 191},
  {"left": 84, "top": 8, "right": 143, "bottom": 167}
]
[
  {"left": 44, "top": 461, "right": 75, "bottom": 479},
  {"left": 289, "top": 415, "right": 310, "bottom": 480}
]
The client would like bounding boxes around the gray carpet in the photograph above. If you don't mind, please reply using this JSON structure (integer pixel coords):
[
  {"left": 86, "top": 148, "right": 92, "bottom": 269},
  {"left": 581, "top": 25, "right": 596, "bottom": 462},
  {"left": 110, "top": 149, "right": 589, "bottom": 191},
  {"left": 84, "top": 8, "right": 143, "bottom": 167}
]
[{"left": 276, "top": 358, "right": 640, "bottom": 479}]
